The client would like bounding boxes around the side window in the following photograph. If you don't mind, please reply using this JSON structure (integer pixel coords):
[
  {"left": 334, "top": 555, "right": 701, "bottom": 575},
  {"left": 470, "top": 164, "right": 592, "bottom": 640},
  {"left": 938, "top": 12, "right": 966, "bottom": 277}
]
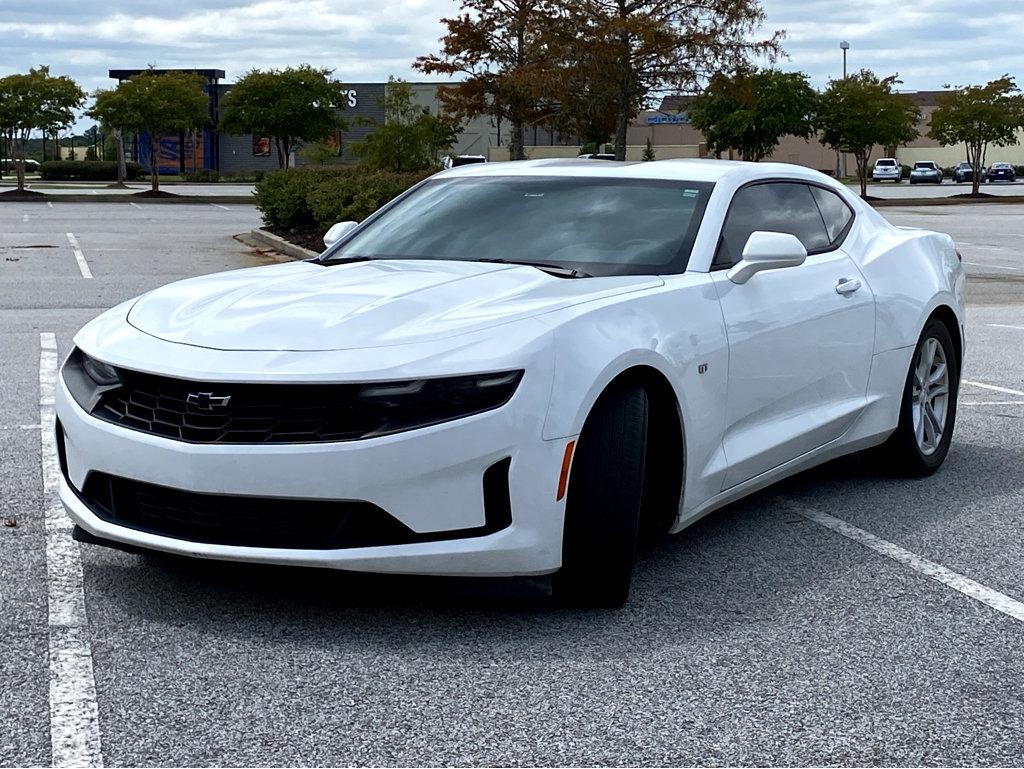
[
  {"left": 810, "top": 186, "right": 854, "bottom": 244},
  {"left": 714, "top": 182, "right": 831, "bottom": 268}
]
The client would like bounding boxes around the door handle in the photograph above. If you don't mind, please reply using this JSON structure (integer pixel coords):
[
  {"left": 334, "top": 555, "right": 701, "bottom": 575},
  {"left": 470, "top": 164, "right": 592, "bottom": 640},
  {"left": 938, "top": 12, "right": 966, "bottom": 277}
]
[{"left": 835, "top": 277, "right": 861, "bottom": 295}]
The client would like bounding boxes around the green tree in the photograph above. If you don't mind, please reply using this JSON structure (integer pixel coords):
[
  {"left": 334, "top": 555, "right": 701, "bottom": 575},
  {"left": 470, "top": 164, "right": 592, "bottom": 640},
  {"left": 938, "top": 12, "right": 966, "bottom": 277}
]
[
  {"left": 299, "top": 141, "right": 339, "bottom": 166},
  {"left": 90, "top": 70, "right": 208, "bottom": 193},
  {"left": 817, "top": 70, "right": 920, "bottom": 198},
  {"left": 929, "top": 76, "right": 1024, "bottom": 196},
  {"left": 220, "top": 65, "right": 349, "bottom": 169},
  {"left": 0, "top": 66, "right": 84, "bottom": 193},
  {"left": 352, "top": 79, "right": 459, "bottom": 172},
  {"left": 642, "top": 137, "right": 655, "bottom": 160},
  {"left": 690, "top": 68, "right": 817, "bottom": 161},
  {"left": 415, "top": 0, "right": 563, "bottom": 161},
  {"left": 571, "top": 0, "right": 783, "bottom": 160}
]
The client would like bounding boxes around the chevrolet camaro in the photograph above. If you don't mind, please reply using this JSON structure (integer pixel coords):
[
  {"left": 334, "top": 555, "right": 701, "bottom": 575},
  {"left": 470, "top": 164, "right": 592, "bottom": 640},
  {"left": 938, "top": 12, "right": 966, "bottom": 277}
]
[{"left": 57, "top": 159, "right": 966, "bottom": 606}]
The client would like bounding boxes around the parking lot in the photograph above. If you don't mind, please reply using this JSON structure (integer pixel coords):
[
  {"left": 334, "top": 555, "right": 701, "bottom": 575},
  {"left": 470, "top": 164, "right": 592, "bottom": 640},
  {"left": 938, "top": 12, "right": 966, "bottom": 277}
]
[{"left": 1, "top": 200, "right": 1023, "bottom": 767}]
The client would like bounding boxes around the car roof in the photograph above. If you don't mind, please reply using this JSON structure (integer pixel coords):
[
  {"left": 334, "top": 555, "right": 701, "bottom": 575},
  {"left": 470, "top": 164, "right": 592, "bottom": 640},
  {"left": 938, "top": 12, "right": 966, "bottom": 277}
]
[{"left": 435, "top": 158, "right": 837, "bottom": 186}]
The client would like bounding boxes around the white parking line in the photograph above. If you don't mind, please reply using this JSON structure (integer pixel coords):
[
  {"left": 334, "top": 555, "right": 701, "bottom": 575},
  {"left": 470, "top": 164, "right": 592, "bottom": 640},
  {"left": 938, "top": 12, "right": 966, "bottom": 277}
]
[
  {"left": 65, "top": 233, "right": 92, "bottom": 279},
  {"left": 786, "top": 500, "right": 1024, "bottom": 623},
  {"left": 47, "top": 201, "right": 54, "bottom": 209},
  {"left": 963, "top": 261, "right": 1020, "bottom": 272},
  {"left": 210, "top": 203, "right": 230, "bottom": 211},
  {"left": 961, "top": 400, "right": 1024, "bottom": 406},
  {"left": 39, "top": 333, "right": 103, "bottom": 767},
  {"left": 23, "top": 213, "right": 29, "bottom": 222},
  {"left": 987, "top": 324, "right": 1024, "bottom": 331},
  {"left": 128, "top": 202, "right": 141, "bottom": 210},
  {"left": 963, "top": 379, "right": 1024, "bottom": 397}
]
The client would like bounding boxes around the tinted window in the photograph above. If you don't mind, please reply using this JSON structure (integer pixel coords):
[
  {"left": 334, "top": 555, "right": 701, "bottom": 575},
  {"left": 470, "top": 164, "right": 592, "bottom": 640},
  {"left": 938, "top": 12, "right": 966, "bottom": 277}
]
[
  {"left": 327, "top": 176, "right": 714, "bottom": 277},
  {"left": 876, "top": 159, "right": 897, "bottom": 166},
  {"left": 810, "top": 186, "right": 854, "bottom": 244},
  {"left": 715, "top": 182, "right": 830, "bottom": 267}
]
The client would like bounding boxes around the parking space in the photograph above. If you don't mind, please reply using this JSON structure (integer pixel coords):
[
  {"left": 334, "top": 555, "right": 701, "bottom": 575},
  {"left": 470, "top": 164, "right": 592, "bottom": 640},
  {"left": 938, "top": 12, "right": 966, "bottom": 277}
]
[{"left": 2, "top": 201, "right": 1023, "bottom": 766}]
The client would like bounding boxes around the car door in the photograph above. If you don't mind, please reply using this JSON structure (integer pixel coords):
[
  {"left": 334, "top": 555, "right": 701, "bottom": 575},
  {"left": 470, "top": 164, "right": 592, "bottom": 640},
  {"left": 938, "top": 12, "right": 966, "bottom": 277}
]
[{"left": 710, "top": 181, "right": 875, "bottom": 489}]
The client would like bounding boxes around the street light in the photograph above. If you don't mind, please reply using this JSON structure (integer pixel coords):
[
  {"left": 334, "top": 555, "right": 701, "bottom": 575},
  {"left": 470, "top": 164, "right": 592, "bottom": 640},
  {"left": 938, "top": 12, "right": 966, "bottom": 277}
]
[{"left": 838, "top": 41, "right": 851, "bottom": 178}]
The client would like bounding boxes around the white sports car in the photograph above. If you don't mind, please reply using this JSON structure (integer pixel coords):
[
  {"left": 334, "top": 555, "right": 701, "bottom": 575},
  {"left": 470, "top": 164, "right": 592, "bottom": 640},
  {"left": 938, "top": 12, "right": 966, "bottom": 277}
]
[{"left": 57, "top": 160, "right": 965, "bottom": 606}]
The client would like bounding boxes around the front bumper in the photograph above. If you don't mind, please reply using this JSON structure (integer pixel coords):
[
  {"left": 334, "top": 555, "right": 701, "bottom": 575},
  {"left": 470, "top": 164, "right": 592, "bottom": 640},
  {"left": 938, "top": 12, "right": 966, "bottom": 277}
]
[{"left": 56, "top": 360, "right": 569, "bottom": 577}]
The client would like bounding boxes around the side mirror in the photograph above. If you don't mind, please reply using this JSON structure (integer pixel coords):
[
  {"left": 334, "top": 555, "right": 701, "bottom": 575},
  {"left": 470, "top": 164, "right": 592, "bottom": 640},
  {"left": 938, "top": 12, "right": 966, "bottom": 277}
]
[
  {"left": 727, "top": 231, "right": 808, "bottom": 284},
  {"left": 322, "top": 220, "right": 358, "bottom": 249}
]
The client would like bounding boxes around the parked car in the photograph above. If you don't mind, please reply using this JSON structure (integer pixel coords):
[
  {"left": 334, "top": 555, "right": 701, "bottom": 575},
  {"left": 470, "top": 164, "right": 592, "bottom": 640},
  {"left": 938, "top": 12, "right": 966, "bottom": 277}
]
[
  {"left": 442, "top": 155, "right": 487, "bottom": 170},
  {"left": 909, "top": 161, "right": 943, "bottom": 185},
  {"left": 952, "top": 162, "right": 983, "bottom": 184},
  {"left": 872, "top": 158, "right": 902, "bottom": 182},
  {"left": 59, "top": 160, "right": 965, "bottom": 606},
  {"left": 577, "top": 153, "right": 618, "bottom": 160},
  {"left": 986, "top": 162, "right": 1016, "bottom": 183},
  {"left": 1, "top": 158, "right": 40, "bottom": 174}
]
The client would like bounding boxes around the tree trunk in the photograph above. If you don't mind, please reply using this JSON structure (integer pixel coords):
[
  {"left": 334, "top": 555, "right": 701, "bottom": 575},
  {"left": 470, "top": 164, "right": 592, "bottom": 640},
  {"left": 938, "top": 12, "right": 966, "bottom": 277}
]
[
  {"left": 114, "top": 129, "right": 127, "bottom": 186},
  {"left": 613, "top": 10, "right": 631, "bottom": 162},
  {"left": 856, "top": 151, "right": 868, "bottom": 198},
  {"left": 274, "top": 138, "right": 286, "bottom": 169},
  {"left": 15, "top": 134, "right": 26, "bottom": 194},
  {"left": 970, "top": 142, "right": 982, "bottom": 197},
  {"left": 509, "top": 119, "right": 526, "bottom": 160},
  {"left": 150, "top": 134, "right": 160, "bottom": 193}
]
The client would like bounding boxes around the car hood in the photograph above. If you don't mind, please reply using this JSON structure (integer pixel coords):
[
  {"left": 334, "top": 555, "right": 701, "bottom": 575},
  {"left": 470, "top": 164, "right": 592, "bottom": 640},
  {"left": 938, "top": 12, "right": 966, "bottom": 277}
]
[{"left": 126, "top": 259, "right": 663, "bottom": 352}]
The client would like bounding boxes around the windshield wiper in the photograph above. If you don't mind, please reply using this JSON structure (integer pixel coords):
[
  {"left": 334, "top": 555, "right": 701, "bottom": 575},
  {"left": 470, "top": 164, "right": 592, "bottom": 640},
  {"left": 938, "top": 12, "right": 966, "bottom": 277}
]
[
  {"left": 475, "top": 258, "right": 591, "bottom": 278},
  {"left": 320, "top": 255, "right": 373, "bottom": 266}
]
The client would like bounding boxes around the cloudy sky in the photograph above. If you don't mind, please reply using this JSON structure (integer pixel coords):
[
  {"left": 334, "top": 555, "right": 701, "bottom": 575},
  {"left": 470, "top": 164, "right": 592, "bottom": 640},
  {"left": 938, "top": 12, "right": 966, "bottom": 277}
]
[{"left": 1, "top": 0, "right": 1021, "bottom": 128}]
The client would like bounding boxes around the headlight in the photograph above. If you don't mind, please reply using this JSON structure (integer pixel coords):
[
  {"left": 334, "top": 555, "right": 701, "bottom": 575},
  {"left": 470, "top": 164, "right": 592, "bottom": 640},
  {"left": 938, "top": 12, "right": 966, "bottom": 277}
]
[
  {"left": 82, "top": 353, "right": 121, "bottom": 386},
  {"left": 354, "top": 370, "right": 524, "bottom": 435},
  {"left": 63, "top": 348, "right": 122, "bottom": 412}
]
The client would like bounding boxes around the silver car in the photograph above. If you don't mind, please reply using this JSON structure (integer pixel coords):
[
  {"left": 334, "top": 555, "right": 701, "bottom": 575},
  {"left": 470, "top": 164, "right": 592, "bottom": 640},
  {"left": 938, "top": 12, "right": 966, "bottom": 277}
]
[
  {"left": 872, "top": 158, "right": 901, "bottom": 182},
  {"left": 909, "top": 161, "right": 943, "bottom": 185}
]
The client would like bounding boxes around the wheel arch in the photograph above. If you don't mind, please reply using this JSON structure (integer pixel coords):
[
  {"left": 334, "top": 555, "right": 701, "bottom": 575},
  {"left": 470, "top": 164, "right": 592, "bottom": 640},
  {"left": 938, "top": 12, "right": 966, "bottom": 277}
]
[{"left": 927, "top": 304, "right": 964, "bottom": 371}]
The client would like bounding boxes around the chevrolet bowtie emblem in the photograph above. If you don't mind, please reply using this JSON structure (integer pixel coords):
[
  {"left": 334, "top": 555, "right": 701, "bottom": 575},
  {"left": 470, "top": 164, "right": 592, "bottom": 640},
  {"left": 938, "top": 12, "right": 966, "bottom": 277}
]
[{"left": 186, "top": 392, "right": 232, "bottom": 410}]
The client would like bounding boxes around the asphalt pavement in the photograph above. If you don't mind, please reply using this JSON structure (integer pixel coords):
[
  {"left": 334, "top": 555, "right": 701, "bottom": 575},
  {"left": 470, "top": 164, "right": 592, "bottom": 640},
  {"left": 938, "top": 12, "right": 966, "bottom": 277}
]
[{"left": 1, "top": 201, "right": 1023, "bottom": 767}]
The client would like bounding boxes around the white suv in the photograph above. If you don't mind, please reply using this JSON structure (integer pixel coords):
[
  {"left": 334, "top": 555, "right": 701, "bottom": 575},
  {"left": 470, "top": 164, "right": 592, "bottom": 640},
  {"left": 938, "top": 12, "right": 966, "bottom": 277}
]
[{"left": 872, "top": 158, "right": 902, "bottom": 183}]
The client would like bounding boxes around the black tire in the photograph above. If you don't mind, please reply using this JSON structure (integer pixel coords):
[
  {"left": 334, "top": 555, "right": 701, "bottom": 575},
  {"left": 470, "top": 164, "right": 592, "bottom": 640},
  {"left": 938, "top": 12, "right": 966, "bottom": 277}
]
[
  {"left": 873, "top": 319, "right": 959, "bottom": 477},
  {"left": 553, "top": 382, "right": 649, "bottom": 607}
]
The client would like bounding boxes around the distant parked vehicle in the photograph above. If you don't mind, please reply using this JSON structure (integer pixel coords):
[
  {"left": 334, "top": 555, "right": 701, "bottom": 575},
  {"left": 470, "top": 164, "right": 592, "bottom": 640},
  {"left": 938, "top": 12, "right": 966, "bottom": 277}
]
[
  {"left": 872, "top": 158, "right": 901, "bottom": 183},
  {"left": 1, "top": 158, "right": 40, "bottom": 174},
  {"left": 986, "top": 162, "right": 1016, "bottom": 183},
  {"left": 577, "top": 153, "right": 618, "bottom": 161},
  {"left": 442, "top": 155, "right": 487, "bottom": 169},
  {"left": 909, "top": 161, "right": 943, "bottom": 185},
  {"left": 952, "top": 162, "right": 984, "bottom": 184}
]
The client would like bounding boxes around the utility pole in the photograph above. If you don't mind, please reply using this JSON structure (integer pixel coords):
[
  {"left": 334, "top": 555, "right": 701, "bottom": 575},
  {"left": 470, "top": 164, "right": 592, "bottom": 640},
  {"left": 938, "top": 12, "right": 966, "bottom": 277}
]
[{"left": 840, "top": 41, "right": 850, "bottom": 180}]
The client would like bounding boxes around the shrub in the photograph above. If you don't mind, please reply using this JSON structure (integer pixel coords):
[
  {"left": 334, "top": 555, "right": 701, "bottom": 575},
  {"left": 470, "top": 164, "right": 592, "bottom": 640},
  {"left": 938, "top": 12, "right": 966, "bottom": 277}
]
[
  {"left": 39, "top": 160, "right": 143, "bottom": 181},
  {"left": 184, "top": 169, "right": 220, "bottom": 182},
  {"left": 255, "top": 166, "right": 432, "bottom": 231}
]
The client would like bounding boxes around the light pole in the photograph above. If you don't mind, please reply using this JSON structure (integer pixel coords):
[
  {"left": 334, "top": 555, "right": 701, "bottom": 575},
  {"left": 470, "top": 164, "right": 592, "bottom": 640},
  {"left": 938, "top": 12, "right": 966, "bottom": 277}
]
[{"left": 839, "top": 41, "right": 850, "bottom": 179}]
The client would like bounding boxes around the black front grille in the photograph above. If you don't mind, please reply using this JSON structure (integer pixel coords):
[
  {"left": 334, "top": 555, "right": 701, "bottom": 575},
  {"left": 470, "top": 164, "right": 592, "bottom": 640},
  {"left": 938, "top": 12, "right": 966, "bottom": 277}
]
[
  {"left": 71, "top": 459, "right": 513, "bottom": 550},
  {"left": 93, "top": 371, "right": 384, "bottom": 444}
]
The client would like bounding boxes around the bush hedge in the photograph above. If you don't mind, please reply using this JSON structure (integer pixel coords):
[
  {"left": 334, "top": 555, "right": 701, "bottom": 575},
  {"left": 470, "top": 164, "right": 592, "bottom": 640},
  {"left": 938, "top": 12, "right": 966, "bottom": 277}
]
[
  {"left": 254, "top": 166, "right": 432, "bottom": 232},
  {"left": 40, "top": 160, "right": 143, "bottom": 181}
]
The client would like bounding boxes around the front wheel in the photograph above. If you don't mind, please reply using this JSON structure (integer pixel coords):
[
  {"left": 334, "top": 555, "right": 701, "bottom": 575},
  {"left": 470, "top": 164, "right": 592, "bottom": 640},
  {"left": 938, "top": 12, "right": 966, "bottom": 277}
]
[
  {"left": 553, "top": 382, "right": 648, "bottom": 607},
  {"left": 873, "top": 319, "right": 959, "bottom": 476}
]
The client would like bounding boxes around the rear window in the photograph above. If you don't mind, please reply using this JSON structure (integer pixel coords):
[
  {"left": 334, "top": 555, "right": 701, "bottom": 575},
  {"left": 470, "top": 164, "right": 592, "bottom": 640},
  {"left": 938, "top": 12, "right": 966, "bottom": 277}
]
[
  {"left": 914, "top": 162, "right": 935, "bottom": 169},
  {"left": 876, "top": 159, "right": 897, "bottom": 166}
]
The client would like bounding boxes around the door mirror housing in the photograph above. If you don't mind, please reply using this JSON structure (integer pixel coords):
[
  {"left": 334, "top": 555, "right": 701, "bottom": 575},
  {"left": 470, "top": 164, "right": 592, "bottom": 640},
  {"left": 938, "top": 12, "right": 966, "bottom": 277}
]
[
  {"left": 727, "top": 231, "right": 808, "bottom": 284},
  {"left": 322, "top": 220, "right": 359, "bottom": 249}
]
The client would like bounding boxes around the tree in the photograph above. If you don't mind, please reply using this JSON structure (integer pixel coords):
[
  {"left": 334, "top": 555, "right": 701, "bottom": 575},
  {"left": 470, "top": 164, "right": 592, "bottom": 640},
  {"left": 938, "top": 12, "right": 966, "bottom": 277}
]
[
  {"left": 90, "top": 71, "right": 208, "bottom": 193},
  {"left": 299, "top": 141, "right": 339, "bottom": 166},
  {"left": 817, "top": 70, "right": 920, "bottom": 198},
  {"left": 220, "top": 65, "right": 349, "bottom": 169},
  {"left": 352, "top": 79, "right": 459, "bottom": 172},
  {"left": 690, "top": 68, "right": 817, "bottom": 161},
  {"left": 571, "top": 0, "right": 783, "bottom": 160},
  {"left": 415, "top": 0, "right": 563, "bottom": 161},
  {"left": 0, "top": 66, "right": 84, "bottom": 193},
  {"left": 642, "top": 137, "right": 655, "bottom": 160},
  {"left": 929, "top": 76, "right": 1024, "bottom": 196}
]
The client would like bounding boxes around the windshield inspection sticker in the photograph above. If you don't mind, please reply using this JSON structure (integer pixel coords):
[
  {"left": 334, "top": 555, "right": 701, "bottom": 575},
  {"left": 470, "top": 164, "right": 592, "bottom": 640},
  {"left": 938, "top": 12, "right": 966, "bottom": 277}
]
[{"left": 682, "top": 189, "right": 699, "bottom": 198}]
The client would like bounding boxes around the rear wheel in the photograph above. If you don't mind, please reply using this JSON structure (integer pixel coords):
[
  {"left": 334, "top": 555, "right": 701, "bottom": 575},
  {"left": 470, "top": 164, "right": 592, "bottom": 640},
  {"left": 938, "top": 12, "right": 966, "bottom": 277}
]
[
  {"left": 873, "top": 319, "right": 959, "bottom": 476},
  {"left": 553, "top": 382, "right": 648, "bottom": 607}
]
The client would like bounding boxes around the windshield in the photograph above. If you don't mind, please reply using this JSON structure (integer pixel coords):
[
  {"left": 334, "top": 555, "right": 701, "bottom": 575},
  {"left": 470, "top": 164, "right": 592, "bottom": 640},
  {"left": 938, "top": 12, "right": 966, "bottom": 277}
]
[{"left": 323, "top": 175, "right": 715, "bottom": 276}]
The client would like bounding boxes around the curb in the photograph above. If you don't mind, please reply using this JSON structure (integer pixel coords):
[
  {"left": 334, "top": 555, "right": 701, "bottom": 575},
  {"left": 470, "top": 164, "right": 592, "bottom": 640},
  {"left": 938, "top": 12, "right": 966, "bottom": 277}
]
[
  {"left": 0, "top": 194, "right": 254, "bottom": 204},
  {"left": 869, "top": 195, "right": 1024, "bottom": 207},
  {"left": 249, "top": 228, "right": 320, "bottom": 260}
]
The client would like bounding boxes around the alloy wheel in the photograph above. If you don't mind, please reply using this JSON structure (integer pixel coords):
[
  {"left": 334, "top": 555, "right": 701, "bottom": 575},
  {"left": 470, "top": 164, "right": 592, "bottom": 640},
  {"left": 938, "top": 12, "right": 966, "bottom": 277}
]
[{"left": 911, "top": 337, "right": 950, "bottom": 456}]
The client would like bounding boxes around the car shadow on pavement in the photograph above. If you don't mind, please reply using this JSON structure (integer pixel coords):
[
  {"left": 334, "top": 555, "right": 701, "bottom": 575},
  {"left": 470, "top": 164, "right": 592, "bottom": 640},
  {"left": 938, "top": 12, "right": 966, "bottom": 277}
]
[{"left": 80, "top": 440, "right": 1022, "bottom": 645}]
